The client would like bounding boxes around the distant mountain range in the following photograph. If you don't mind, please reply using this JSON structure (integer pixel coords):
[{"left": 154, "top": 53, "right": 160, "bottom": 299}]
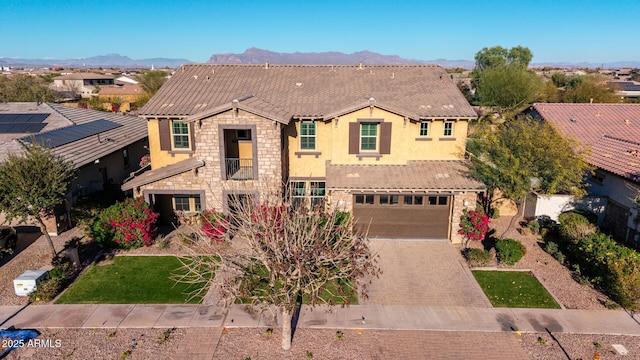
[
  {"left": 206, "top": 47, "right": 474, "bottom": 68},
  {"left": 2, "top": 49, "right": 639, "bottom": 69},
  {"left": 0, "top": 54, "right": 192, "bottom": 69}
]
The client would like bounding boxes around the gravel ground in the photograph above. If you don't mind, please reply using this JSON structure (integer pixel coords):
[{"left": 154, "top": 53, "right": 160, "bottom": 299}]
[
  {"left": 519, "top": 332, "right": 640, "bottom": 359},
  {"left": 3, "top": 328, "right": 184, "bottom": 360},
  {"left": 478, "top": 216, "right": 613, "bottom": 310}
]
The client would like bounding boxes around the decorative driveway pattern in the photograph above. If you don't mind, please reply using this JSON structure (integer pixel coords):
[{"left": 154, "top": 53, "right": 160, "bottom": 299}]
[{"left": 361, "top": 240, "right": 492, "bottom": 307}]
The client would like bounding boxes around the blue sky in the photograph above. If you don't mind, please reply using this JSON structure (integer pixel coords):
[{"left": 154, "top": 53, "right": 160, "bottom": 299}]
[{"left": 1, "top": 0, "right": 638, "bottom": 64}]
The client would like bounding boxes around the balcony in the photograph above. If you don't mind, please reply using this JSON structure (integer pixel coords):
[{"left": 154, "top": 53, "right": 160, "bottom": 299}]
[{"left": 225, "top": 158, "right": 253, "bottom": 180}]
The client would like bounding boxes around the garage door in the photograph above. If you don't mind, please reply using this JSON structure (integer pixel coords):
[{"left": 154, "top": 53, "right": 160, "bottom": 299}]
[{"left": 353, "top": 194, "right": 451, "bottom": 239}]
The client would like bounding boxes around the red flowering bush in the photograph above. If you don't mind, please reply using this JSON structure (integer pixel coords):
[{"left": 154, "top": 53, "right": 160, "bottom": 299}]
[
  {"left": 458, "top": 207, "right": 490, "bottom": 247},
  {"left": 91, "top": 197, "right": 159, "bottom": 249},
  {"left": 200, "top": 209, "right": 228, "bottom": 242}
]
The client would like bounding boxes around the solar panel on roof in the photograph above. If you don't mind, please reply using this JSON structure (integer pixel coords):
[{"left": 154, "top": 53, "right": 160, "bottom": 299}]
[
  {"left": 0, "top": 122, "right": 48, "bottom": 133},
  {"left": 21, "top": 119, "right": 122, "bottom": 148},
  {"left": 0, "top": 114, "right": 49, "bottom": 123}
]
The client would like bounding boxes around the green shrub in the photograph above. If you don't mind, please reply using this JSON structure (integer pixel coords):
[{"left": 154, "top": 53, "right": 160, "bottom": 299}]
[
  {"left": 495, "top": 238, "right": 526, "bottom": 266},
  {"left": 464, "top": 248, "right": 493, "bottom": 267},
  {"left": 90, "top": 197, "right": 159, "bottom": 249},
  {"left": 29, "top": 256, "right": 76, "bottom": 303},
  {"left": 527, "top": 220, "right": 540, "bottom": 235},
  {"left": 544, "top": 241, "right": 558, "bottom": 256},
  {"left": 558, "top": 211, "right": 596, "bottom": 242},
  {"left": 558, "top": 211, "right": 589, "bottom": 225}
]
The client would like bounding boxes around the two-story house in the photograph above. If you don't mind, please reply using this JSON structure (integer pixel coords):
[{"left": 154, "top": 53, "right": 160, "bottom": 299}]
[
  {"left": 532, "top": 103, "right": 640, "bottom": 247},
  {"left": 122, "top": 64, "right": 484, "bottom": 242}
]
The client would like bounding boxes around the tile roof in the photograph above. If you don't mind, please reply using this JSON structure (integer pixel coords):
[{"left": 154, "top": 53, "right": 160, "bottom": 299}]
[
  {"left": 0, "top": 103, "right": 147, "bottom": 168},
  {"left": 532, "top": 103, "right": 640, "bottom": 182},
  {"left": 326, "top": 160, "right": 485, "bottom": 192},
  {"left": 98, "top": 84, "right": 143, "bottom": 96},
  {"left": 121, "top": 158, "right": 205, "bottom": 191},
  {"left": 591, "top": 136, "right": 640, "bottom": 182},
  {"left": 140, "top": 64, "right": 477, "bottom": 121}
]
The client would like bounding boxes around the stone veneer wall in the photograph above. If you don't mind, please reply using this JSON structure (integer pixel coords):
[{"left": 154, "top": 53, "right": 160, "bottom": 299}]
[
  {"left": 138, "top": 109, "right": 283, "bottom": 211},
  {"left": 328, "top": 190, "right": 353, "bottom": 212},
  {"left": 450, "top": 192, "right": 480, "bottom": 244}
]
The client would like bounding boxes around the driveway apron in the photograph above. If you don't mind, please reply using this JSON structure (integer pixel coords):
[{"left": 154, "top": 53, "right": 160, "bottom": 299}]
[{"left": 361, "top": 240, "right": 492, "bottom": 307}]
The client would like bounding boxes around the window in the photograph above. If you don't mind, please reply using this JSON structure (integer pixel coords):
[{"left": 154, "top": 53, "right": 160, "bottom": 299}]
[
  {"left": 310, "top": 181, "right": 325, "bottom": 209},
  {"left": 404, "top": 195, "right": 423, "bottom": 205},
  {"left": 172, "top": 121, "right": 190, "bottom": 149},
  {"left": 428, "top": 196, "right": 449, "bottom": 206},
  {"left": 443, "top": 122, "right": 453, "bottom": 137},
  {"left": 360, "top": 123, "right": 378, "bottom": 151},
  {"left": 173, "top": 195, "right": 202, "bottom": 212},
  {"left": 380, "top": 195, "right": 399, "bottom": 205},
  {"left": 591, "top": 171, "right": 605, "bottom": 184},
  {"left": 122, "top": 148, "right": 130, "bottom": 168},
  {"left": 291, "top": 181, "right": 306, "bottom": 208},
  {"left": 419, "top": 122, "right": 429, "bottom": 136},
  {"left": 174, "top": 196, "right": 189, "bottom": 211},
  {"left": 289, "top": 180, "right": 326, "bottom": 209},
  {"left": 237, "top": 129, "right": 251, "bottom": 140},
  {"left": 355, "top": 194, "right": 375, "bottom": 205},
  {"left": 300, "top": 121, "right": 316, "bottom": 150}
]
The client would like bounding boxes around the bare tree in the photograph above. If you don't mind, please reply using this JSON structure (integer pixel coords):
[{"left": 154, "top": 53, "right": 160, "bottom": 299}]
[{"left": 173, "top": 189, "right": 380, "bottom": 350}]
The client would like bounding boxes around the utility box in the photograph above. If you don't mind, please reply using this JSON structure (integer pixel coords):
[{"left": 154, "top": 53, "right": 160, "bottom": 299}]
[{"left": 14, "top": 270, "right": 48, "bottom": 296}]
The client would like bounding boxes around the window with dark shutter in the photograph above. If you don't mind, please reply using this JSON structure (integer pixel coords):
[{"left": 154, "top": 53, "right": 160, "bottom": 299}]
[
  {"left": 379, "top": 122, "right": 392, "bottom": 154},
  {"left": 348, "top": 122, "right": 359, "bottom": 154},
  {"left": 159, "top": 120, "right": 171, "bottom": 150}
]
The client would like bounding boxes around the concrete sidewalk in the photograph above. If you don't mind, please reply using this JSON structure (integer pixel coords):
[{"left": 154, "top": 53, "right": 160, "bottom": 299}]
[{"left": 2, "top": 303, "right": 640, "bottom": 336}]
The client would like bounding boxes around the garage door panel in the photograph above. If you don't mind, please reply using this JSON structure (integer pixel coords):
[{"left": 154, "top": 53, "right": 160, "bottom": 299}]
[{"left": 353, "top": 195, "right": 450, "bottom": 239}]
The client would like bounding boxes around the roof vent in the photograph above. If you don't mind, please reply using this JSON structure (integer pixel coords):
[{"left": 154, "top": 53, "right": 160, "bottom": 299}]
[
  {"left": 265, "top": 61, "right": 269, "bottom": 69},
  {"left": 359, "top": 62, "right": 363, "bottom": 70},
  {"left": 624, "top": 119, "right": 631, "bottom": 124},
  {"left": 570, "top": 118, "right": 577, "bottom": 123},
  {"left": 193, "top": 75, "right": 198, "bottom": 80}
]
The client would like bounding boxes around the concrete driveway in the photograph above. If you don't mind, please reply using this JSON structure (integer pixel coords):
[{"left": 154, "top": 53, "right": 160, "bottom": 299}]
[{"left": 360, "top": 240, "right": 492, "bottom": 307}]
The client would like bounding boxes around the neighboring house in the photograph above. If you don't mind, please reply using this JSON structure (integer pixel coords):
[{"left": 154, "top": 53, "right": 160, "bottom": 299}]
[
  {"left": 52, "top": 72, "right": 115, "bottom": 98},
  {"left": 608, "top": 81, "right": 640, "bottom": 100},
  {"left": 122, "top": 64, "right": 484, "bottom": 242},
  {"left": 0, "top": 102, "right": 148, "bottom": 234},
  {"left": 98, "top": 83, "right": 144, "bottom": 112},
  {"left": 532, "top": 103, "right": 640, "bottom": 247}
]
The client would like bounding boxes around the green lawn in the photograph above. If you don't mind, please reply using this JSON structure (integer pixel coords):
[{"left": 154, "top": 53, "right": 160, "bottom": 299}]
[
  {"left": 472, "top": 270, "right": 561, "bottom": 309},
  {"left": 56, "top": 256, "right": 204, "bottom": 304}
]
